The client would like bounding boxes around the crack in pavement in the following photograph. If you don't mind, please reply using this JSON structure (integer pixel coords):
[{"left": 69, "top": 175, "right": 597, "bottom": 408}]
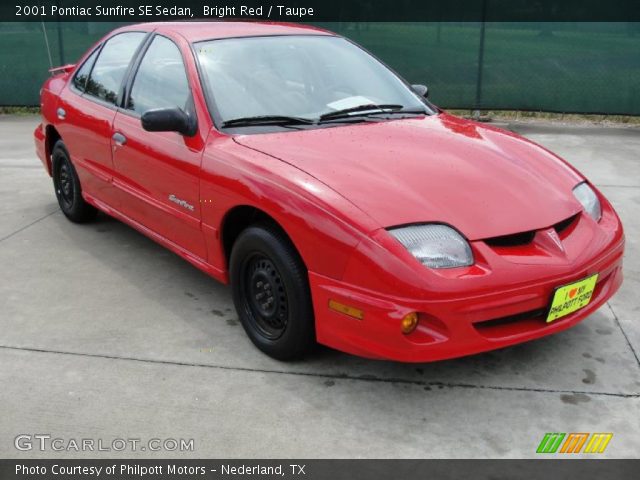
[
  {"left": 1, "top": 344, "right": 639, "bottom": 399},
  {"left": 608, "top": 302, "right": 640, "bottom": 369},
  {"left": 0, "top": 209, "right": 59, "bottom": 243}
]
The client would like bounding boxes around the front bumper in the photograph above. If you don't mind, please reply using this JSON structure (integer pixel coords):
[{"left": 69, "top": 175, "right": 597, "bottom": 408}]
[{"left": 310, "top": 208, "right": 624, "bottom": 362}]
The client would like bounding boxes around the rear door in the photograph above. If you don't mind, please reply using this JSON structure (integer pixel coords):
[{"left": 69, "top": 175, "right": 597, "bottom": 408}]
[
  {"left": 111, "top": 34, "right": 207, "bottom": 259},
  {"left": 56, "top": 32, "right": 147, "bottom": 209}
]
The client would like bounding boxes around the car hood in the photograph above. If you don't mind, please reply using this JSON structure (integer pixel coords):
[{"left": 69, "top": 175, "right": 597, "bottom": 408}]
[{"left": 233, "top": 113, "right": 583, "bottom": 240}]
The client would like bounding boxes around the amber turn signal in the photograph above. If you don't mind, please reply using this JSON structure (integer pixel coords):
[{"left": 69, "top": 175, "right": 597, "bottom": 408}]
[
  {"left": 401, "top": 312, "right": 419, "bottom": 334},
  {"left": 329, "top": 299, "right": 364, "bottom": 320}
]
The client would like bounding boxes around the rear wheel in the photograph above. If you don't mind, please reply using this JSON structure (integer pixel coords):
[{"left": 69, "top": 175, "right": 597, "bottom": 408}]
[
  {"left": 230, "top": 224, "right": 315, "bottom": 360},
  {"left": 52, "top": 140, "right": 97, "bottom": 223}
]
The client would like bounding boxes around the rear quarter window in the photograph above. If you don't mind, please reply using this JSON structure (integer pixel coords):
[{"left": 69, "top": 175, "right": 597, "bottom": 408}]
[{"left": 72, "top": 47, "right": 100, "bottom": 92}]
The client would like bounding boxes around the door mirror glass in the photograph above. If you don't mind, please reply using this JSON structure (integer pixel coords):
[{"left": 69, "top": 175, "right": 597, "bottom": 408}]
[
  {"left": 411, "top": 84, "right": 428, "bottom": 98},
  {"left": 141, "top": 108, "right": 196, "bottom": 136}
]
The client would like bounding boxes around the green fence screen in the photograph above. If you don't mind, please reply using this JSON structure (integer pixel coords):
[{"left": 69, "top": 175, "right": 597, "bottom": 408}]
[{"left": 1, "top": 22, "right": 639, "bottom": 114}]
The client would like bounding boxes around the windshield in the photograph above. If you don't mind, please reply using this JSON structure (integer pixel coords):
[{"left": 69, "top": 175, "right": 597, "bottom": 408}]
[{"left": 194, "top": 35, "right": 432, "bottom": 126}]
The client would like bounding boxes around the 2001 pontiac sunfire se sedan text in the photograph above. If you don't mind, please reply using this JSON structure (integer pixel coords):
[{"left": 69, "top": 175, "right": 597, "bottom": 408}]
[{"left": 35, "top": 22, "right": 624, "bottom": 362}]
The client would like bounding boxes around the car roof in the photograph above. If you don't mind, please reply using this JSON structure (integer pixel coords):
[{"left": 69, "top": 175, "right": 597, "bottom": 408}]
[{"left": 118, "top": 21, "right": 333, "bottom": 43}]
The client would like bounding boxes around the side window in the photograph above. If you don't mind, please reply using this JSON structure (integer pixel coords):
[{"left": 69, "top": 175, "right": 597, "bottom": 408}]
[
  {"left": 85, "top": 32, "right": 146, "bottom": 106},
  {"left": 72, "top": 47, "right": 100, "bottom": 92},
  {"left": 127, "top": 36, "right": 190, "bottom": 115}
]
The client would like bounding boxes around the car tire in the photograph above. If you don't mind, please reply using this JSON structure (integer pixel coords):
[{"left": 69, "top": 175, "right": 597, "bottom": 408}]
[
  {"left": 52, "top": 140, "right": 97, "bottom": 223},
  {"left": 230, "top": 224, "right": 316, "bottom": 360}
]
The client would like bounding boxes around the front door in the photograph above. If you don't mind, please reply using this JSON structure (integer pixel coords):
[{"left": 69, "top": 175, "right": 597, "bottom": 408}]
[{"left": 111, "top": 34, "right": 207, "bottom": 259}]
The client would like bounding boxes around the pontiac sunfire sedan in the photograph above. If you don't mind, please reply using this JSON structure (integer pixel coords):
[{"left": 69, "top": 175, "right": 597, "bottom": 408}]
[{"left": 35, "top": 22, "right": 624, "bottom": 361}]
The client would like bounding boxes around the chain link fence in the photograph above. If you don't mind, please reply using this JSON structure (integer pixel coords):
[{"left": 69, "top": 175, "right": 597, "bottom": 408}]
[{"left": 1, "top": 21, "right": 639, "bottom": 114}]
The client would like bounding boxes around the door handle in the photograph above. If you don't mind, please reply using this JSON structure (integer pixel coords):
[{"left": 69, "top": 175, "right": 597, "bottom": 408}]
[
  {"left": 112, "top": 132, "right": 127, "bottom": 146},
  {"left": 56, "top": 107, "right": 66, "bottom": 120}
]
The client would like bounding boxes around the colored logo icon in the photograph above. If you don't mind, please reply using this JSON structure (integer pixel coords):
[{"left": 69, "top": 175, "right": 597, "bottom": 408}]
[{"left": 537, "top": 433, "right": 613, "bottom": 454}]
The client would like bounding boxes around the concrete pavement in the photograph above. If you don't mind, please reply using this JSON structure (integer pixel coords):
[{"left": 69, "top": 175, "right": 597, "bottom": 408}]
[{"left": 0, "top": 115, "right": 639, "bottom": 458}]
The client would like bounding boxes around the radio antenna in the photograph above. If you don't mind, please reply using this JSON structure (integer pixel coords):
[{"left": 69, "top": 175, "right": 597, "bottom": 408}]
[{"left": 41, "top": 21, "right": 54, "bottom": 73}]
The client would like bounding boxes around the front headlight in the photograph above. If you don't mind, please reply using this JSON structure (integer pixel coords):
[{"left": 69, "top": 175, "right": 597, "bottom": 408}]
[
  {"left": 388, "top": 224, "right": 474, "bottom": 269},
  {"left": 573, "top": 182, "right": 601, "bottom": 222}
]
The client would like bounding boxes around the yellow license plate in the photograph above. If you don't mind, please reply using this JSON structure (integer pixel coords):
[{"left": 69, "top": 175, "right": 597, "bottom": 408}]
[{"left": 547, "top": 274, "right": 599, "bottom": 323}]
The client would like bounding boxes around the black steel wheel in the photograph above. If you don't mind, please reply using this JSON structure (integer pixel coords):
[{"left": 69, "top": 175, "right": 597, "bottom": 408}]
[
  {"left": 56, "top": 160, "right": 74, "bottom": 210},
  {"left": 230, "top": 224, "right": 315, "bottom": 360},
  {"left": 243, "top": 254, "right": 289, "bottom": 340},
  {"left": 52, "top": 140, "right": 97, "bottom": 223}
]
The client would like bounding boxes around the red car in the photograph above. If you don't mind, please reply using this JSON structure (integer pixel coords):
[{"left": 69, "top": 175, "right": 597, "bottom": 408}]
[{"left": 34, "top": 21, "right": 624, "bottom": 362}]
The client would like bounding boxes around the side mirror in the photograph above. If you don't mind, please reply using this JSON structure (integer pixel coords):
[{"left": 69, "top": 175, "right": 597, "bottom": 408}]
[
  {"left": 141, "top": 108, "right": 196, "bottom": 136},
  {"left": 411, "top": 84, "right": 429, "bottom": 98}
]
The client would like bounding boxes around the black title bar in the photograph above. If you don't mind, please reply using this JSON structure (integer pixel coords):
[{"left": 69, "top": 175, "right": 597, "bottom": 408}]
[
  {"left": 1, "top": 460, "right": 640, "bottom": 480},
  {"left": 2, "top": 0, "right": 640, "bottom": 22}
]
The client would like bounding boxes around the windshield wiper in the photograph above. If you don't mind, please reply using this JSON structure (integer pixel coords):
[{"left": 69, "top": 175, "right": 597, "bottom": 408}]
[
  {"left": 222, "top": 115, "right": 315, "bottom": 128},
  {"left": 319, "top": 104, "right": 405, "bottom": 121},
  {"left": 319, "top": 104, "right": 429, "bottom": 123},
  {"left": 373, "top": 108, "right": 429, "bottom": 116},
  {"left": 222, "top": 107, "right": 428, "bottom": 129}
]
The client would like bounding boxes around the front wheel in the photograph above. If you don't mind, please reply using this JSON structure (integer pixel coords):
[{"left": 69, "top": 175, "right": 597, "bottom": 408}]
[{"left": 230, "top": 224, "right": 315, "bottom": 360}]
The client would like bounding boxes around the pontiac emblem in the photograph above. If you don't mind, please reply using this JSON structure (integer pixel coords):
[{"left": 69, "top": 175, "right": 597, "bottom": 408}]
[{"left": 546, "top": 229, "right": 564, "bottom": 252}]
